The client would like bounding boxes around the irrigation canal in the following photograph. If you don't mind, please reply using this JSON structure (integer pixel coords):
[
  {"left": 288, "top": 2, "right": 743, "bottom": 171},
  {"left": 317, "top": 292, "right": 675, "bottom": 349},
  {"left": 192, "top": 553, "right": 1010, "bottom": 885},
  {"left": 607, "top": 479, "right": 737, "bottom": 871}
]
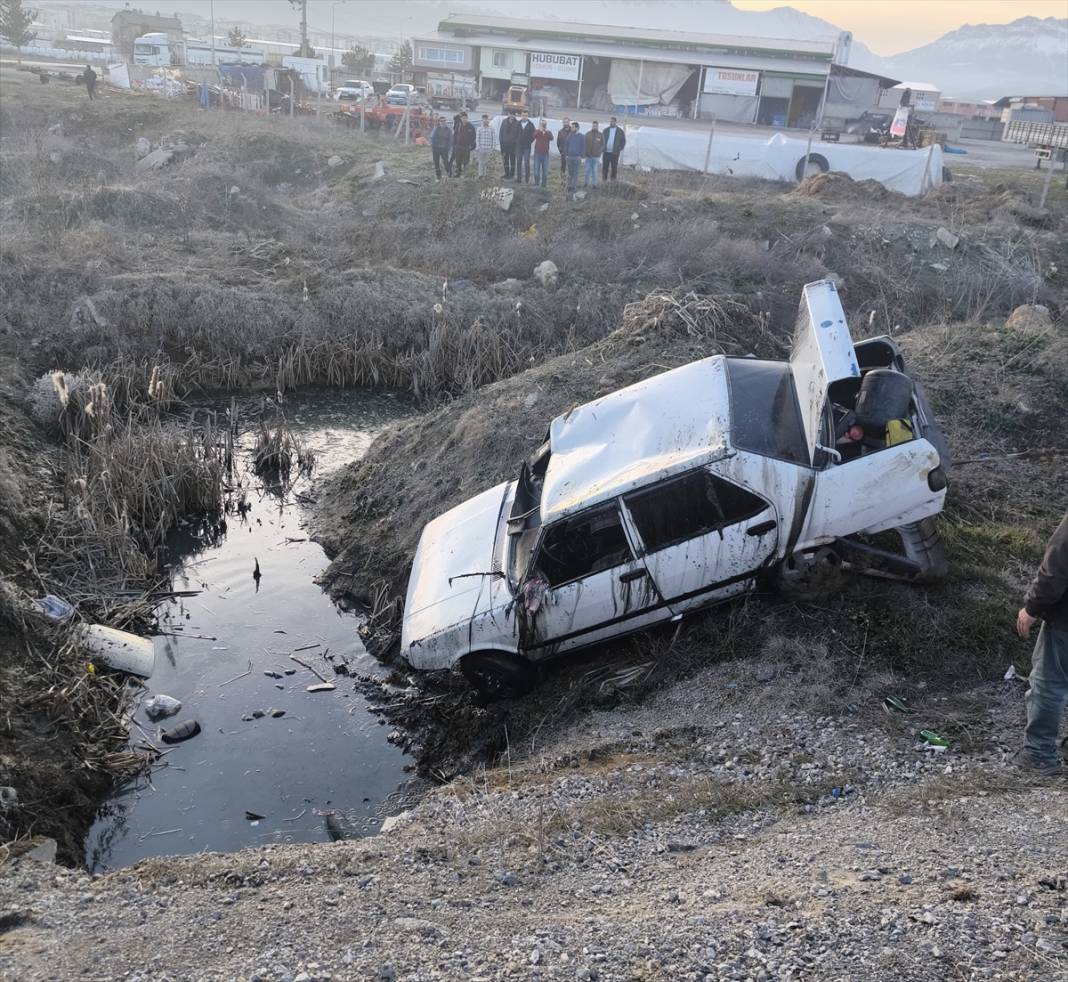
[{"left": 86, "top": 389, "right": 416, "bottom": 871}]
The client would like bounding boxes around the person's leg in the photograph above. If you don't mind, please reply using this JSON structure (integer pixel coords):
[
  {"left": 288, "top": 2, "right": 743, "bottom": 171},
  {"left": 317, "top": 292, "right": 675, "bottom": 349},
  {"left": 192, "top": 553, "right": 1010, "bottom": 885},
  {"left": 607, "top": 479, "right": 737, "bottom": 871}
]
[
  {"left": 566, "top": 157, "right": 578, "bottom": 195},
  {"left": 560, "top": 153, "right": 566, "bottom": 175},
  {"left": 432, "top": 149, "right": 442, "bottom": 179},
  {"left": 522, "top": 151, "right": 531, "bottom": 182},
  {"left": 602, "top": 154, "right": 610, "bottom": 182},
  {"left": 610, "top": 153, "right": 618, "bottom": 180},
  {"left": 1023, "top": 625, "right": 1068, "bottom": 766}
]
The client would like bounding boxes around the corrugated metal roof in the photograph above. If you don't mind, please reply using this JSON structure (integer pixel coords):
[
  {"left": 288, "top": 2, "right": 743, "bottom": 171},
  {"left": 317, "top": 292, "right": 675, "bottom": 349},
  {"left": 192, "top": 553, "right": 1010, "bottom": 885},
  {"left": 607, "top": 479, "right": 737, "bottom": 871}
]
[
  {"left": 438, "top": 13, "right": 836, "bottom": 58},
  {"left": 416, "top": 31, "right": 830, "bottom": 77},
  {"left": 541, "top": 358, "right": 731, "bottom": 524}
]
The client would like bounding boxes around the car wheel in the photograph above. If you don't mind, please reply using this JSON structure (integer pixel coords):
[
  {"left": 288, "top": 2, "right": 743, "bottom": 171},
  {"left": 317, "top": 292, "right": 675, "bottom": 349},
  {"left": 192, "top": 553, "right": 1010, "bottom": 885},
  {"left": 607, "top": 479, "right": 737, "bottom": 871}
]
[
  {"left": 460, "top": 651, "right": 536, "bottom": 701},
  {"left": 795, "top": 153, "right": 829, "bottom": 181},
  {"left": 897, "top": 517, "right": 948, "bottom": 581},
  {"left": 771, "top": 546, "right": 843, "bottom": 601}
]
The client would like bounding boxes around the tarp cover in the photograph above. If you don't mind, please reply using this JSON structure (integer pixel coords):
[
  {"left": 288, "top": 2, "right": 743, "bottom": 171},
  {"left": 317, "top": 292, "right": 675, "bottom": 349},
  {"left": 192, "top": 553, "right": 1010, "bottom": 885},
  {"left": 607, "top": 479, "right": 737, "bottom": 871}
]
[
  {"left": 608, "top": 61, "right": 693, "bottom": 108},
  {"left": 621, "top": 128, "right": 943, "bottom": 196}
]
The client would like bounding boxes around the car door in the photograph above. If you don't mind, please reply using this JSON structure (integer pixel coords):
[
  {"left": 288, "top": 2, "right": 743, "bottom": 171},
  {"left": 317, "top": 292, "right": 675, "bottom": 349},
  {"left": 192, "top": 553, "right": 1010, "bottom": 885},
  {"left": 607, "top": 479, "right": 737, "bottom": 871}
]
[
  {"left": 524, "top": 500, "right": 671, "bottom": 656},
  {"left": 621, "top": 468, "right": 779, "bottom": 615}
]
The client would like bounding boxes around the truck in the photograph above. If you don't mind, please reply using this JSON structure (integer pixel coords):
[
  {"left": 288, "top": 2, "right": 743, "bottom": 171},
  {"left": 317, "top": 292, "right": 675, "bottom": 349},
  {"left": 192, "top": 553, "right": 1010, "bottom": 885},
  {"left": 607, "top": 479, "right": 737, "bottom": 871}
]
[
  {"left": 1002, "top": 119, "right": 1068, "bottom": 156},
  {"left": 425, "top": 74, "right": 478, "bottom": 111},
  {"left": 502, "top": 71, "right": 530, "bottom": 114}
]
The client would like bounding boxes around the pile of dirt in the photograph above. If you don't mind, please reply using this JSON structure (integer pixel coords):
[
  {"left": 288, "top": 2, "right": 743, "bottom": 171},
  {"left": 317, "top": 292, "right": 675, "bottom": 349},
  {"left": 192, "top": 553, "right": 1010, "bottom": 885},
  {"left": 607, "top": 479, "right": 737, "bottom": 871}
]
[{"left": 792, "top": 170, "right": 894, "bottom": 202}]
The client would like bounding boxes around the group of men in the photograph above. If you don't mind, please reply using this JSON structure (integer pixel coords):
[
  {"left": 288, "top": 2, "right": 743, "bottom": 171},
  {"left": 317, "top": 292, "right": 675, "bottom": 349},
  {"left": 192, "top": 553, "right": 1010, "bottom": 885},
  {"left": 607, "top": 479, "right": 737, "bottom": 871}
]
[{"left": 428, "top": 110, "right": 627, "bottom": 197}]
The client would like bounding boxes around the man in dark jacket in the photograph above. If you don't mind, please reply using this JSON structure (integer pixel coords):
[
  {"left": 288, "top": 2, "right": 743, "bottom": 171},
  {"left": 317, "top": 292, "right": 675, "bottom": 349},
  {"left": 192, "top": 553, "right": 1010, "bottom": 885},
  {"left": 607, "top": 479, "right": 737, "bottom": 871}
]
[
  {"left": 564, "top": 122, "right": 585, "bottom": 198},
  {"left": 583, "top": 121, "right": 604, "bottom": 189},
  {"left": 601, "top": 116, "right": 626, "bottom": 181},
  {"left": 83, "top": 64, "right": 98, "bottom": 100},
  {"left": 499, "top": 111, "right": 520, "bottom": 179},
  {"left": 515, "top": 111, "right": 536, "bottom": 183},
  {"left": 429, "top": 117, "right": 454, "bottom": 180},
  {"left": 453, "top": 113, "right": 476, "bottom": 176},
  {"left": 1015, "top": 511, "right": 1068, "bottom": 774},
  {"left": 556, "top": 117, "right": 571, "bottom": 177}
]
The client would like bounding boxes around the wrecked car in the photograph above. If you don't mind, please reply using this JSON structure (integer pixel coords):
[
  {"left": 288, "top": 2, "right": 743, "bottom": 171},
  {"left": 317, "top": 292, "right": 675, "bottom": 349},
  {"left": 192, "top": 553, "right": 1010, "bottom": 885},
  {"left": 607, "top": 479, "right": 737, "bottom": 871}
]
[{"left": 401, "top": 280, "right": 950, "bottom": 699}]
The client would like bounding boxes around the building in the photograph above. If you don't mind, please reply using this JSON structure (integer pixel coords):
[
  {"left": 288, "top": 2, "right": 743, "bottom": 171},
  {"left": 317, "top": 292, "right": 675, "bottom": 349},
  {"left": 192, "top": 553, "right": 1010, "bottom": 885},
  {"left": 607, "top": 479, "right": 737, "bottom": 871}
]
[
  {"left": 994, "top": 95, "right": 1068, "bottom": 124},
  {"left": 413, "top": 13, "right": 851, "bottom": 127},
  {"left": 822, "top": 64, "right": 900, "bottom": 126},
  {"left": 938, "top": 98, "right": 999, "bottom": 119},
  {"left": 878, "top": 81, "right": 941, "bottom": 113},
  {"left": 110, "top": 9, "right": 183, "bottom": 62}
]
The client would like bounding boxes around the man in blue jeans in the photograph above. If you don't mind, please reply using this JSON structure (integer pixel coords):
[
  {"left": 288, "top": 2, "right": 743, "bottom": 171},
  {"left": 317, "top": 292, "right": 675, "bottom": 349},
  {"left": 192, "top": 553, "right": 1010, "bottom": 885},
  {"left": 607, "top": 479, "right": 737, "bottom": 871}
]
[
  {"left": 1015, "top": 511, "right": 1068, "bottom": 775},
  {"left": 564, "top": 122, "right": 585, "bottom": 199},
  {"left": 583, "top": 120, "right": 604, "bottom": 189}
]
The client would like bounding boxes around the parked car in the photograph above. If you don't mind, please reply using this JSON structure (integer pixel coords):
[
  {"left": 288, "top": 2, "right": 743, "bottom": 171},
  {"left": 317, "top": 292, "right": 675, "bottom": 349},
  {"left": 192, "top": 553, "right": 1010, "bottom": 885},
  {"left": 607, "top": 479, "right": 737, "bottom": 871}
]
[
  {"left": 335, "top": 79, "right": 373, "bottom": 102},
  {"left": 386, "top": 83, "right": 417, "bottom": 105},
  {"left": 401, "top": 280, "right": 951, "bottom": 699}
]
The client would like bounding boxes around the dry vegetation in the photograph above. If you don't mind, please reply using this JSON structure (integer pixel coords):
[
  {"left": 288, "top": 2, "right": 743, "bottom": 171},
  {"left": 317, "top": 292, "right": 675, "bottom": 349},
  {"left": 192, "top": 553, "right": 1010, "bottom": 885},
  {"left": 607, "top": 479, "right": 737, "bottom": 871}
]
[{"left": 0, "top": 67, "right": 1066, "bottom": 864}]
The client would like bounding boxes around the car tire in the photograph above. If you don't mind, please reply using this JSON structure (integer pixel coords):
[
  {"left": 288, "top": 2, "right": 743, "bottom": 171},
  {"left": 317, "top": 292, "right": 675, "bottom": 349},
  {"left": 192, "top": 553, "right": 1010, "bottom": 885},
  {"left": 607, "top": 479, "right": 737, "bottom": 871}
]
[
  {"left": 897, "top": 517, "right": 948, "bottom": 581},
  {"left": 795, "top": 153, "right": 829, "bottom": 181},
  {"left": 460, "top": 651, "right": 536, "bottom": 701},
  {"left": 771, "top": 546, "right": 843, "bottom": 601}
]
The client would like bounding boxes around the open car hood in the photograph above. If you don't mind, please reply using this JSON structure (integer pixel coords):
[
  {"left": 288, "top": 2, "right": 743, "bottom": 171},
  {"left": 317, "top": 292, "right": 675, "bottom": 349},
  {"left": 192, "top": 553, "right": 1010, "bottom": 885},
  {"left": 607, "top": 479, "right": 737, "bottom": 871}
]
[{"left": 401, "top": 482, "right": 511, "bottom": 651}]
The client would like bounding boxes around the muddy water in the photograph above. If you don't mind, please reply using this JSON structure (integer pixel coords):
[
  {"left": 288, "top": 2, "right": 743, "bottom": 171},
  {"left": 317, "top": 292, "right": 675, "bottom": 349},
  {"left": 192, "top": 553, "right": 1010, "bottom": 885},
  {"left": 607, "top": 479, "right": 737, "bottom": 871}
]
[{"left": 86, "top": 389, "right": 415, "bottom": 872}]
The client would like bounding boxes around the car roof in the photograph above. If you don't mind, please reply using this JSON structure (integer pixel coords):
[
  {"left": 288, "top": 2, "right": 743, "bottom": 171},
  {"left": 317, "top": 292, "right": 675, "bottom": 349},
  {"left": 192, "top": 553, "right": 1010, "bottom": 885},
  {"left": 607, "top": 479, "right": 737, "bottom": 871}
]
[{"left": 541, "top": 356, "right": 731, "bottom": 524}]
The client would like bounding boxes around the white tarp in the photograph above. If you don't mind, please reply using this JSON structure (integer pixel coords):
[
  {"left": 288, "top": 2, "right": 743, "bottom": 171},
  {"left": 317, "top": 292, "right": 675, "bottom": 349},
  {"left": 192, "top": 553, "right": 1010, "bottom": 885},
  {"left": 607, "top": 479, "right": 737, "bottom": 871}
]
[
  {"left": 487, "top": 116, "right": 943, "bottom": 195},
  {"left": 608, "top": 61, "right": 693, "bottom": 108},
  {"left": 107, "top": 62, "right": 131, "bottom": 89},
  {"left": 621, "top": 128, "right": 943, "bottom": 196}
]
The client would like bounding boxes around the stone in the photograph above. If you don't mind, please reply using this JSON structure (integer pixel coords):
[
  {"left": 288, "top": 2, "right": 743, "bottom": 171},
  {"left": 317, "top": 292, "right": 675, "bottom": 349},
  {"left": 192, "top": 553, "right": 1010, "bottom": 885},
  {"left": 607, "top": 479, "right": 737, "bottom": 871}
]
[
  {"left": 229, "top": 185, "right": 240, "bottom": 195},
  {"left": 493, "top": 278, "right": 524, "bottom": 294},
  {"left": 0, "top": 786, "right": 17, "bottom": 812},
  {"left": 533, "top": 259, "right": 559, "bottom": 288},
  {"left": 574, "top": 190, "right": 587, "bottom": 201},
  {"left": 134, "top": 137, "right": 152, "bottom": 159},
  {"left": 495, "top": 871, "right": 518, "bottom": 886},
  {"left": 327, "top": 155, "right": 344, "bottom": 168},
  {"left": 480, "top": 186, "right": 514, "bottom": 211},
  {"left": 898, "top": 874, "right": 913, "bottom": 885},
  {"left": 380, "top": 811, "right": 409, "bottom": 833},
  {"left": 1005, "top": 304, "right": 1052, "bottom": 332},
  {"left": 136, "top": 147, "right": 176, "bottom": 171},
  {"left": 539, "top": 202, "right": 550, "bottom": 212},
  {"left": 933, "top": 227, "right": 960, "bottom": 250},
  {"left": 371, "top": 161, "right": 386, "bottom": 181}
]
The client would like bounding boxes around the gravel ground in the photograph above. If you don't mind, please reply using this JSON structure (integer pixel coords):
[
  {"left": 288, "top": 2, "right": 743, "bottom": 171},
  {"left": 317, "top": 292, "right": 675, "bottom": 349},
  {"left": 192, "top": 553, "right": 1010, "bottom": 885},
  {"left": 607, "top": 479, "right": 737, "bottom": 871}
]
[{"left": 2, "top": 659, "right": 1066, "bottom": 982}]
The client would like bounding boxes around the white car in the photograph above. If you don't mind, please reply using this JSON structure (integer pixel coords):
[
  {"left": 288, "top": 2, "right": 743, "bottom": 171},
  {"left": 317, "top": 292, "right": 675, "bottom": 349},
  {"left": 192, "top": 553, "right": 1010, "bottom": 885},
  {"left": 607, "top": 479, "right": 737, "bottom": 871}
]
[
  {"left": 401, "top": 280, "right": 950, "bottom": 699},
  {"left": 335, "top": 79, "right": 373, "bottom": 102}
]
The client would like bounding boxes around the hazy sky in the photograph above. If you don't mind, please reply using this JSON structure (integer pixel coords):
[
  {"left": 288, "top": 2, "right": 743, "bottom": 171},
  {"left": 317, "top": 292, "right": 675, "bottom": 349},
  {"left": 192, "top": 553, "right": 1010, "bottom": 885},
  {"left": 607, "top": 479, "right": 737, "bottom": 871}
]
[{"left": 733, "top": 0, "right": 1067, "bottom": 54}]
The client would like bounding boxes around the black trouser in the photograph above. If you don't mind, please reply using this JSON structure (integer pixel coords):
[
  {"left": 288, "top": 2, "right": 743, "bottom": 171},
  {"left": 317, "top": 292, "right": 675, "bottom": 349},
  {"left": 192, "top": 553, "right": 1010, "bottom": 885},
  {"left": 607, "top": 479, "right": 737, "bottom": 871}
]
[
  {"left": 432, "top": 148, "right": 452, "bottom": 178},
  {"left": 559, "top": 152, "right": 567, "bottom": 174},
  {"left": 501, "top": 147, "right": 516, "bottom": 177},
  {"left": 453, "top": 147, "right": 470, "bottom": 175},
  {"left": 602, "top": 151, "right": 619, "bottom": 181},
  {"left": 86, "top": 81, "right": 96, "bottom": 100}
]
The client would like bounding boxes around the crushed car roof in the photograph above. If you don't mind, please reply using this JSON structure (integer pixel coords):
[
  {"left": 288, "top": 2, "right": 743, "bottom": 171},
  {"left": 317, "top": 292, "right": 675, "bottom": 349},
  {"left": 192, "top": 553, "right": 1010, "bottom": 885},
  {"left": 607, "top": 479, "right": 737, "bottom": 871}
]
[{"left": 541, "top": 356, "right": 731, "bottom": 523}]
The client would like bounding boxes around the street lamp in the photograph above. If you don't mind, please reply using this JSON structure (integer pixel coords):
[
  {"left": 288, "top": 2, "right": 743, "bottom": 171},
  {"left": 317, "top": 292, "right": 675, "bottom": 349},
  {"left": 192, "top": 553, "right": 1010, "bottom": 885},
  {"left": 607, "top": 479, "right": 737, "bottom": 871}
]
[{"left": 330, "top": 0, "right": 346, "bottom": 90}]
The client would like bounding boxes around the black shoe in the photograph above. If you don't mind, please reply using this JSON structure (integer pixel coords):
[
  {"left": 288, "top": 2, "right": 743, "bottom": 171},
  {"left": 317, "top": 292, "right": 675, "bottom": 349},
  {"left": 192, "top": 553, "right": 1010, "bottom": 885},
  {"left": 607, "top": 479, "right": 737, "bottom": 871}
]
[{"left": 1012, "top": 749, "right": 1065, "bottom": 776}]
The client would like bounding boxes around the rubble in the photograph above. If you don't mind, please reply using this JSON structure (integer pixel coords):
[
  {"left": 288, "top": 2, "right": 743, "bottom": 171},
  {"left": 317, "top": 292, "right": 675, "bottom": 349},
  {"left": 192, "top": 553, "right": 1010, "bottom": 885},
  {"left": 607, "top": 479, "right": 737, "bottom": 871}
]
[
  {"left": 533, "top": 259, "right": 559, "bottom": 288},
  {"left": 1005, "top": 303, "right": 1053, "bottom": 331}
]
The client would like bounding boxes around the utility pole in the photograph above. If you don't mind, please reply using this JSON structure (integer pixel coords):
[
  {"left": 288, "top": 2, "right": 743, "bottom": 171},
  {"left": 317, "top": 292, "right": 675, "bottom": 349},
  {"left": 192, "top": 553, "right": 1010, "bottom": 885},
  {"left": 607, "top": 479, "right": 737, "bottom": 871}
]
[{"left": 210, "top": 0, "right": 216, "bottom": 67}]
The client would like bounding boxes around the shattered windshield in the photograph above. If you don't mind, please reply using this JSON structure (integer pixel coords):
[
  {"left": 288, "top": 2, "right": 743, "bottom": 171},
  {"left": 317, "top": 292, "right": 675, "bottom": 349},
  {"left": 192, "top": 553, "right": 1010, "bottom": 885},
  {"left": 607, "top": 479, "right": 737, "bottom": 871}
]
[{"left": 507, "top": 442, "right": 549, "bottom": 589}]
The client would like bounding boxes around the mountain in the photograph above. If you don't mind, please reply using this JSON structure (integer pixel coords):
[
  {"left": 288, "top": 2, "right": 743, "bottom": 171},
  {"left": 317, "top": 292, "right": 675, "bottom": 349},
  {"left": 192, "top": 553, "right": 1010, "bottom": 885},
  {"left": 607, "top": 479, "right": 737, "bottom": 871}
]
[{"left": 884, "top": 16, "right": 1067, "bottom": 99}]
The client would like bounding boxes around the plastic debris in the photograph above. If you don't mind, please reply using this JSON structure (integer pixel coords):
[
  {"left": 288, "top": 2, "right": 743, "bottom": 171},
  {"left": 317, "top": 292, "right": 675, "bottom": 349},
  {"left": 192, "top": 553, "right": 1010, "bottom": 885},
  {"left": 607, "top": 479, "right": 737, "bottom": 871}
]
[
  {"left": 307, "top": 682, "right": 336, "bottom": 692},
  {"left": 0, "top": 786, "right": 18, "bottom": 812},
  {"left": 31, "top": 595, "right": 74, "bottom": 621},
  {"left": 161, "top": 719, "right": 201, "bottom": 743},
  {"left": 143, "top": 694, "right": 182, "bottom": 720},
  {"left": 81, "top": 624, "right": 155, "bottom": 678},
  {"left": 883, "top": 695, "right": 913, "bottom": 715},
  {"left": 245, "top": 810, "right": 266, "bottom": 821},
  {"left": 919, "top": 729, "right": 950, "bottom": 748}
]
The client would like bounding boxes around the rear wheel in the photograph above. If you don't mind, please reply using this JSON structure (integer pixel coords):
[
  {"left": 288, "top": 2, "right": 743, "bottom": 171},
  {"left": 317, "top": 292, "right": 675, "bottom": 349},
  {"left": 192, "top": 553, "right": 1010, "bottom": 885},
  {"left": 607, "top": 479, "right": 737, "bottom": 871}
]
[
  {"left": 795, "top": 153, "right": 829, "bottom": 181},
  {"left": 771, "top": 546, "right": 844, "bottom": 601},
  {"left": 460, "top": 651, "right": 536, "bottom": 701}
]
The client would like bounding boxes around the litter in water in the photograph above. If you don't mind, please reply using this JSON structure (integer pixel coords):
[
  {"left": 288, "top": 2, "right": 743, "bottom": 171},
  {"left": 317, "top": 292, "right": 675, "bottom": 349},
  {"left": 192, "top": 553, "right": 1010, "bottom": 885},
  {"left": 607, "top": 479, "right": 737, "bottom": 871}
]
[
  {"left": 81, "top": 625, "right": 155, "bottom": 678},
  {"left": 143, "top": 694, "right": 182, "bottom": 720},
  {"left": 161, "top": 719, "right": 202, "bottom": 743}
]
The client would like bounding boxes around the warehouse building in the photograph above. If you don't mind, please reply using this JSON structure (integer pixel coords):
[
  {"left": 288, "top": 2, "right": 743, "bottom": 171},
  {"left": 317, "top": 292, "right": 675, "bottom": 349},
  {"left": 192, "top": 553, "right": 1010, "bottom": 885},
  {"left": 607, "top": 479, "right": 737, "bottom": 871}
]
[{"left": 413, "top": 14, "right": 852, "bottom": 127}]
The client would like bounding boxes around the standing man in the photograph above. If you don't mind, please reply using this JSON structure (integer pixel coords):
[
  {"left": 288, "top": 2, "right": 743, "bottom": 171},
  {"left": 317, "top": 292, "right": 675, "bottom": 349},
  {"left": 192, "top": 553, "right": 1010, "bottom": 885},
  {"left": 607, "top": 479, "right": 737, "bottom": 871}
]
[
  {"left": 564, "top": 121, "right": 585, "bottom": 199},
  {"left": 83, "top": 64, "right": 98, "bottom": 101},
  {"left": 1015, "top": 511, "right": 1068, "bottom": 775},
  {"left": 515, "top": 110, "right": 536, "bottom": 184},
  {"left": 475, "top": 114, "right": 496, "bottom": 179},
  {"left": 430, "top": 117, "right": 454, "bottom": 180},
  {"left": 532, "top": 119, "right": 553, "bottom": 189},
  {"left": 499, "top": 111, "right": 520, "bottom": 180},
  {"left": 583, "top": 120, "right": 604, "bottom": 190},
  {"left": 557, "top": 117, "right": 571, "bottom": 179},
  {"left": 602, "top": 116, "right": 626, "bottom": 181},
  {"left": 453, "top": 113, "right": 476, "bottom": 177},
  {"left": 449, "top": 111, "right": 464, "bottom": 172}
]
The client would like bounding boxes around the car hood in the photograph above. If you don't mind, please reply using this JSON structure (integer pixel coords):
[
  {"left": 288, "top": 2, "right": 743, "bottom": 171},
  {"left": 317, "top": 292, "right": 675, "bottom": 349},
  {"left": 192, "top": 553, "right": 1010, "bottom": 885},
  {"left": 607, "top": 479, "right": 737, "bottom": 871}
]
[{"left": 401, "top": 482, "right": 512, "bottom": 652}]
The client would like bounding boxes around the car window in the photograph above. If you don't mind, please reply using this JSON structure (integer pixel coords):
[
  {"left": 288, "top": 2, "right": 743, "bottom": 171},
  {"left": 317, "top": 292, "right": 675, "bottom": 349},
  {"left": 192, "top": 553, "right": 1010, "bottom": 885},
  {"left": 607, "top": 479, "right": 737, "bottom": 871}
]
[
  {"left": 536, "top": 503, "right": 633, "bottom": 587},
  {"left": 726, "top": 358, "right": 809, "bottom": 466},
  {"left": 625, "top": 470, "right": 767, "bottom": 554}
]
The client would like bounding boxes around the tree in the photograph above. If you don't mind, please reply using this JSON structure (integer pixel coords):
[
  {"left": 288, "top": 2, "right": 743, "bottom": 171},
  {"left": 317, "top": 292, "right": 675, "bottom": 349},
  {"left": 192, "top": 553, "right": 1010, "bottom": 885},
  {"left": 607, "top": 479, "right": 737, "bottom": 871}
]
[
  {"left": 226, "top": 27, "right": 248, "bottom": 48},
  {"left": 0, "top": 0, "right": 38, "bottom": 64},
  {"left": 287, "top": 0, "right": 315, "bottom": 59},
  {"left": 341, "top": 44, "right": 374, "bottom": 77},
  {"left": 388, "top": 40, "right": 412, "bottom": 79}
]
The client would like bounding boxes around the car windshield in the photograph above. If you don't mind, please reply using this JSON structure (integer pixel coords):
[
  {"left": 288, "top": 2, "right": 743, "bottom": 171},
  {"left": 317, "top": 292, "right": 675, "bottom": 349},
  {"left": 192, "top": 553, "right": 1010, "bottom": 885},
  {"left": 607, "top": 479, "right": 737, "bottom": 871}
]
[{"left": 506, "top": 442, "right": 549, "bottom": 590}]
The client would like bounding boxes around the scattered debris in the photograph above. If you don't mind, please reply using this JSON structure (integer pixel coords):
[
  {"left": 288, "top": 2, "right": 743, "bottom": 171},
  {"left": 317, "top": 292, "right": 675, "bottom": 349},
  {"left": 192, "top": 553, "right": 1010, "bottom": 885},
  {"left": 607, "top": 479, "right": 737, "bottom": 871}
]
[
  {"left": 533, "top": 260, "right": 559, "bottom": 289},
  {"left": 143, "top": 694, "right": 182, "bottom": 721},
  {"left": 271, "top": 709, "right": 286, "bottom": 718},
  {"left": 219, "top": 659, "right": 253, "bottom": 687},
  {"left": 291, "top": 654, "right": 330, "bottom": 683},
  {"left": 919, "top": 729, "right": 950, "bottom": 748},
  {"left": 80, "top": 625, "right": 155, "bottom": 678},
  {"left": 161, "top": 719, "right": 201, "bottom": 743},
  {"left": 327, "top": 155, "right": 344, "bottom": 168},
  {"left": 480, "top": 186, "right": 514, "bottom": 211},
  {"left": 30, "top": 595, "right": 73, "bottom": 622},
  {"left": 253, "top": 558, "right": 262, "bottom": 584},
  {"left": 371, "top": 160, "right": 386, "bottom": 181},
  {"left": 264, "top": 670, "right": 282, "bottom": 679},
  {"left": 307, "top": 682, "right": 336, "bottom": 692},
  {"left": 0, "top": 787, "right": 17, "bottom": 812},
  {"left": 933, "top": 227, "right": 961, "bottom": 250},
  {"left": 245, "top": 810, "right": 266, "bottom": 821}
]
